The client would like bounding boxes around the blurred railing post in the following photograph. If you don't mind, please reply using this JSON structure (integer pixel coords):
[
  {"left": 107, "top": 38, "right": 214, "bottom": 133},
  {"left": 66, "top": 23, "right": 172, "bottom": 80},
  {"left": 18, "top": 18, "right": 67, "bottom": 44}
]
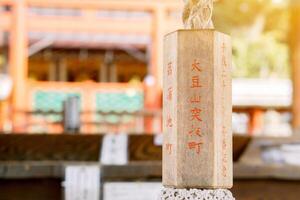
[{"left": 9, "top": 0, "right": 28, "bottom": 132}]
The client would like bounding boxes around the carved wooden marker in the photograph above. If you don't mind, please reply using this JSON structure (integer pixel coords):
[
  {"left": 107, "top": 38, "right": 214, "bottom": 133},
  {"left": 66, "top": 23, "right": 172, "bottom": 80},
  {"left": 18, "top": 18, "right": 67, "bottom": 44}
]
[{"left": 163, "top": 30, "right": 232, "bottom": 189}]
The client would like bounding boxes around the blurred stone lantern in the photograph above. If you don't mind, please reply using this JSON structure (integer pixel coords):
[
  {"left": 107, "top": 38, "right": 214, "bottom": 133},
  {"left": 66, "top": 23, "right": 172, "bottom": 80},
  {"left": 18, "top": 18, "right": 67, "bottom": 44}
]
[{"left": 0, "top": 74, "right": 12, "bottom": 101}]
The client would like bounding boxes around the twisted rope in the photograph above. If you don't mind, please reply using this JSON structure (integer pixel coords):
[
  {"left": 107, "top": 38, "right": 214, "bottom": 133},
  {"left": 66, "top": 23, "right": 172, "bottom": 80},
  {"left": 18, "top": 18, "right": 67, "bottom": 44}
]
[{"left": 183, "top": 0, "right": 214, "bottom": 29}]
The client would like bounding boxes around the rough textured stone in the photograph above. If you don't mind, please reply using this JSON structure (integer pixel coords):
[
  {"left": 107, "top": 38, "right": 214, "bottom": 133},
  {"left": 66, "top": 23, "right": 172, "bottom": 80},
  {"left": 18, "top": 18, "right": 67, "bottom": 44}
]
[{"left": 159, "top": 187, "right": 235, "bottom": 200}]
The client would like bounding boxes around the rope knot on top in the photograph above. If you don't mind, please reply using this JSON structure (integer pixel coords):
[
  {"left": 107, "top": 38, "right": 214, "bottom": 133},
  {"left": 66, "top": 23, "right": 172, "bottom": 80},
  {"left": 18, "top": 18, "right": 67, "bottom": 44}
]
[{"left": 183, "top": 0, "right": 214, "bottom": 29}]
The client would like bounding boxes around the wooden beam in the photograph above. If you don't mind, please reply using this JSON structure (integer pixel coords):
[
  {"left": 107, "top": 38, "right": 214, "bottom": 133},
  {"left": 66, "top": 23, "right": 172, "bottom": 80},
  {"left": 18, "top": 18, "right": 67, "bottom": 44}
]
[
  {"left": 2, "top": 14, "right": 176, "bottom": 35},
  {"left": 0, "top": 0, "right": 182, "bottom": 36},
  {"left": 0, "top": 134, "right": 102, "bottom": 161},
  {"left": 26, "top": 0, "right": 183, "bottom": 11},
  {"left": 27, "top": 16, "right": 152, "bottom": 35},
  {"left": 8, "top": 0, "right": 28, "bottom": 132}
]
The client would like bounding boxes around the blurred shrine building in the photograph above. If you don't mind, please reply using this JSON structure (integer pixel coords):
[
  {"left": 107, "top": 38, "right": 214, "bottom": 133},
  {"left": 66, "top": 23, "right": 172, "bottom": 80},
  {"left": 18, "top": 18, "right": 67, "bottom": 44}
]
[
  {"left": 0, "top": 0, "right": 183, "bottom": 134},
  {"left": 0, "top": 0, "right": 299, "bottom": 136}
]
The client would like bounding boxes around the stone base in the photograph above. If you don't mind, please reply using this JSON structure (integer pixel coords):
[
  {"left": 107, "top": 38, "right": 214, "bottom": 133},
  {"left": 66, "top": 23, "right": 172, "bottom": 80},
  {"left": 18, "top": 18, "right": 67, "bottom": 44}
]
[{"left": 159, "top": 187, "right": 235, "bottom": 200}]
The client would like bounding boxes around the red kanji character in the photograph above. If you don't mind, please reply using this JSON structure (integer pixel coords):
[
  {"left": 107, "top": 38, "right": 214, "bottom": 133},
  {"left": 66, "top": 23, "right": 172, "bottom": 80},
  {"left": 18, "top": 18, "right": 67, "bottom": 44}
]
[
  {"left": 222, "top": 72, "right": 227, "bottom": 78},
  {"left": 167, "top": 87, "right": 173, "bottom": 101},
  {"left": 188, "top": 141, "right": 203, "bottom": 154},
  {"left": 221, "top": 43, "right": 228, "bottom": 68},
  {"left": 189, "top": 126, "right": 202, "bottom": 137},
  {"left": 222, "top": 155, "right": 227, "bottom": 163},
  {"left": 222, "top": 56, "right": 227, "bottom": 68},
  {"left": 166, "top": 143, "right": 173, "bottom": 155},
  {"left": 190, "top": 95, "right": 201, "bottom": 103},
  {"left": 190, "top": 107, "right": 202, "bottom": 121},
  {"left": 167, "top": 62, "right": 173, "bottom": 76},
  {"left": 222, "top": 42, "right": 226, "bottom": 52},
  {"left": 222, "top": 126, "right": 226, "bottom": 134},
  {"left": 191, "top": 76, "right": 202, "bottom": 88},
  {"left": 222, "top": 138, "right": 227, "bottom": 149},
  {"left": 222, "top": 165, "right": 227, "bottom": 177},
  {"left": 192, "top": 59, "right": 202, "bottom": 72},
  {"left": 166, "top": 116, "right": 173, "bottom": 128},
  {"left": 222, "top": 79, "right": 226, "bottom": 87}
]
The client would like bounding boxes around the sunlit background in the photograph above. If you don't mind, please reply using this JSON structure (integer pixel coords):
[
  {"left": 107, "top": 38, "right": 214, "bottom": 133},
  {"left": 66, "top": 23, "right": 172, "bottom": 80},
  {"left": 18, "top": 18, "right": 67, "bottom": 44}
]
[{"left": 0, "top": 0, "right": 299, "bottom": 200}]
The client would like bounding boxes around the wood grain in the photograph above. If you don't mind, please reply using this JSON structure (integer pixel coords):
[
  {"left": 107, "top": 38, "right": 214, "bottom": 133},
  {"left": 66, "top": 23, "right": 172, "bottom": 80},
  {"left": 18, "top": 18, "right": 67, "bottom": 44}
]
[
  {"left": 0, "top": 134, "right": 102, "bottom": 161},
  {"left": 129, "top": 135, "right": 162, "bottom": 162}
]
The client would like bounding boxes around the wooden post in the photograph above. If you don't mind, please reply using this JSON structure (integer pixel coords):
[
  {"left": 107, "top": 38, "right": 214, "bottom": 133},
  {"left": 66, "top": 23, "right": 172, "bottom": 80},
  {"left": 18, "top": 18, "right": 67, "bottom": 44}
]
[
  {"left": 48, "top": 62, "right": 56, "bottom": 81},
  {"left": 163, "top": 30, "right": 232, "bottom": 189},
  {"left": 99, "top": 63, "right": 107, "bottom": 82},
  {"left": 0, "top": 101, "right": 5, "bottom": 131},
  {"left": 109, "top": 63, "right": 117, "bottom": 82},
  {"left": 152, "top": 5, "right": 165, "bottom": 87},
  {"left": 9, "top": 0, "right": 28, "bottom": 132},
  {"left": 248, "top": 108, "right": 264, "bottom": 135},
  {"left": 143, "top": 6, "right": 165, "bottom": 134},
  {"left": 58, "top": 58, "right": 68, "bottom": 82},
  {"left": 291, "top": 0, "right": 300, "bottom": 133}
]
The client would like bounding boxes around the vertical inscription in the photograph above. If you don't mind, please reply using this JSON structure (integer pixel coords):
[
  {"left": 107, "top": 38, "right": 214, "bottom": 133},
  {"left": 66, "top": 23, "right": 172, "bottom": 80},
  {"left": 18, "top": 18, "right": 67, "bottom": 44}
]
[
  {"left": 163, "top": 30, "right": 232, "bottom": 188},
  {"left": 165, "top": 60, "right": 174, "bottom": 155},
  {"left": 221, "top": 42, "right": 229, "bottom": 178},
  {"left": 187, "top": 59, "right": 204, "bottom": 155}
]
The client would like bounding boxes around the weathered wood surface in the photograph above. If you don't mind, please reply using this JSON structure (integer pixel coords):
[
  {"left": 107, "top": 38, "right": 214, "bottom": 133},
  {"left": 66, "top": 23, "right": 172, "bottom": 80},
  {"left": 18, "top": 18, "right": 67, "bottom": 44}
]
[
  {"left": 0, "top": 134, "right": 250, "bottom": 180},
  {"left": 0, "top": 133, "right": 247, "bottom": 162},
  {"left": 1, "top": 178, "right": 300, "bottom": 200},
  {"left": 0, "top": 134, "right": 102, "bottom": 161},
  {"left": 163, "top": 30, "right": 232, "bottom": 189},
  {"left": 0, "top": 178, "right": 62, "bottom": 200},
  {"left": 3, "top": 160, "right": 300, "bottom": 180},
  {"left": 101, "top": 162, "right": 162, "bottom": 181},
  {"left": 1, "top": 135, "right": 299, "bottom": 181},
  {"left": 0, "top": 134, "right": 300, "bottom": 199},
  {"left": 235, "top": 136, "right": 300, "bottom": 180},
  {"left": 232, "top": 135, "right": 251, "bottom": 162},
  {"left": 129, "top": 135, "right": 162, "bottom": 161},
  {"left": 232, "top": 179, "right": 300, "bottom": 200}
]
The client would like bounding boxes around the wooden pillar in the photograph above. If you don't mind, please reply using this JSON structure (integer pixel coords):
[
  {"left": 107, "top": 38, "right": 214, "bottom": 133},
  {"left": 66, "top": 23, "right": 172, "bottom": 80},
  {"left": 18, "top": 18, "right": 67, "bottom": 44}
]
[
  {"left": 109, "top": 63, "right": 117, "bottom": 82},
  {"left": 9, "top": 0, "right": 28, "bottom": 132},
  {"left": 101, "top": 51, "right": 114, "bottom": 82},
  {"left": 58, "top": 58, "right": 68, "bottom": 82},
  {"left": 291, "top": 0, "right": 300, "bottom": 133},
  {"left": 248, "top": 108, "right": 264, "bottom": 135},
  {"left": 0, "top": 101, "right": 11, "bottom": 132},
  {"left": 151, "top": 6, "right": 165, "bottom": 87},
  {"left": 99, "top": 63, "right": 108, "bottom": 82},
  {"left": 163, "top": 30, "right": 232, "bottom": 188},
  {"left": 143, "top": 6, "right": 165, "bottom": 133},
  {"left": 0, "top": 101, "right": 4, "bottom": 131},
  {"left": 48, "top": 62, "right": 56, "bottom": 81}
]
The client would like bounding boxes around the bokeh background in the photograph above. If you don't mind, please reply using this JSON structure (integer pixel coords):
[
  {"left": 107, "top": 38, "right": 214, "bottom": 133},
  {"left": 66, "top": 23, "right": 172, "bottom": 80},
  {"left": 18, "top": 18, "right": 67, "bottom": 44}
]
[{"left": 0, "top": 0, "right": 299, "bottom": 200}]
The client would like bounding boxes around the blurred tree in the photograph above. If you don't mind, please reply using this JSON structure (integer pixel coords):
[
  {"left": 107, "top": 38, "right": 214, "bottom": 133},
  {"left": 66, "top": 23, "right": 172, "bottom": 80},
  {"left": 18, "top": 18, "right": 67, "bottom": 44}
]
[{"left": 214, "top": 0, "right": 290, "bottom": 78}]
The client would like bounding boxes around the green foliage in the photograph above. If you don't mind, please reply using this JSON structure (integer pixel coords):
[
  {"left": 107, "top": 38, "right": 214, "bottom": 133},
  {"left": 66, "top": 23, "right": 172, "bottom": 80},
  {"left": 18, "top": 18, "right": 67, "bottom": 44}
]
[
  {"left": 233, "top": 34, "right": 289, "bottom": 78},
  {"left": 214, "top": 0, "right": 290, "bottom": 78}
]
